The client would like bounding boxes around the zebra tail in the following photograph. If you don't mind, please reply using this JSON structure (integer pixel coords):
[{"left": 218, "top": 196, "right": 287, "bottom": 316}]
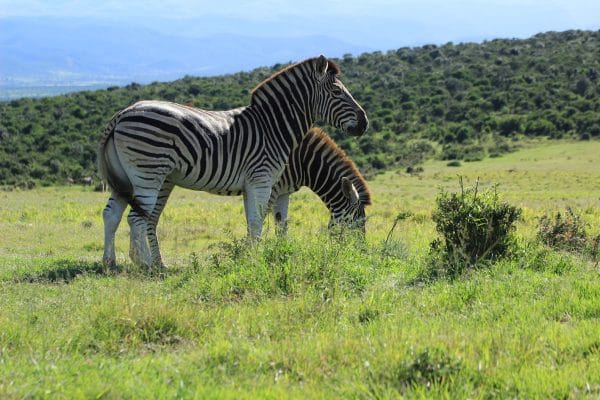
[{"left": 98, "top": 115, "right": 150, "bottom": 219}]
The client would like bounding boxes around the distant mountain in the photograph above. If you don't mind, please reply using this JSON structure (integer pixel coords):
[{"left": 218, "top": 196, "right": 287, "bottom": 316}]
[{"left": 0, "top": 16, "right": 372, "bottom": 96}]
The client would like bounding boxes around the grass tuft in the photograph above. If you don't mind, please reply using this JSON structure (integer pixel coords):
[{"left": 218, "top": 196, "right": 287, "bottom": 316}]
[{"left": 84, "top": 305, "right": 191, "bottom": 354}]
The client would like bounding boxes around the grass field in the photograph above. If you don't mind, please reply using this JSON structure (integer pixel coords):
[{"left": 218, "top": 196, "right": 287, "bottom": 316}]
[{"left": 1, "top": 140, "right": 599, "bottom": 398}]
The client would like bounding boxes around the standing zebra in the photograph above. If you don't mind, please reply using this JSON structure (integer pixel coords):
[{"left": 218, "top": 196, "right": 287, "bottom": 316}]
[
  {"left": 123, "top": 126, "right": 371, "bottom": 266},
  {"left": 100, "top": 55, "right": 368, "bottom": 269}
]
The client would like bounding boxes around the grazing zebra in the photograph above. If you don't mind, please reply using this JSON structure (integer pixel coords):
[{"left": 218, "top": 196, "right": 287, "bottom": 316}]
[
  {"left": 269, "top": 127, "right": 371, "bottom": 235},
  {"left": 100, "top": 55, "right": 368, "bottom": 269},
  {"left": 124, "top": 126, "right": 371, "bottom": 266}
]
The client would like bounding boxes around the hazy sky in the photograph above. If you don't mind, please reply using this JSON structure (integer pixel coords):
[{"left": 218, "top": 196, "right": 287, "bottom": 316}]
[
  {"left": 1, "top": 0, "right": 599, "bottom": 49},
  {"left": 2, "top": 0, "right": 599, "bottom": 21}
]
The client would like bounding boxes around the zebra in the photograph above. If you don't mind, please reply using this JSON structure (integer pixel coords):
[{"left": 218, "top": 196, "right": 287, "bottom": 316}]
[
  {"left": 269, "top": 126, "right": 371, "bottom": 236},
  {"left": 99, "top": 55, "right": 368, "bottom": 269},
  {"left": 123, "top": 126, "right": 371, "bottom": 266}
]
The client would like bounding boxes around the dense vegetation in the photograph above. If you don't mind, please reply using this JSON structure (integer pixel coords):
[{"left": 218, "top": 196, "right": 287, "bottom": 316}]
[{"left": 0, "top": 29, "right": 599, "bottom": 186}]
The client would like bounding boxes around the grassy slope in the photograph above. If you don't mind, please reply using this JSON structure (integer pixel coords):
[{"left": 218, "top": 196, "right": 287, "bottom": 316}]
[{"left": 0, "top": 141, "right": 599, "bottom": 398}]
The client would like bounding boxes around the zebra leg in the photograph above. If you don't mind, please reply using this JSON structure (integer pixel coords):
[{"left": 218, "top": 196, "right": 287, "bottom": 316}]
[
  {"left": 272, "top": 193, "right": 290, "bottom": 237},
  {"left": 243, "top": 180, "right": 273, "bottom": 239},
  {"left": 126, "top": 181, "right": 174, "bottom": 269},
  {"left": 125, "top": 188, "right": 164, "bottom": 269},
  {"left": 145, "top": 181, "right": 175, "bottom": 269},
  {"left": 102, "top": 195, "right": 128, "bottom": 268},
  {"left": 127, "top": 210, "right": 150, "bottom": 267}
]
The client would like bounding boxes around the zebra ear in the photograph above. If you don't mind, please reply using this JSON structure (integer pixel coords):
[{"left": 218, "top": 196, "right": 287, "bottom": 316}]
[
  {"left": 316, "top": 54, "right": 328, "bottom": 78},
  {"left": 341, "top": 177, "right": 360, "bottom": 205}
]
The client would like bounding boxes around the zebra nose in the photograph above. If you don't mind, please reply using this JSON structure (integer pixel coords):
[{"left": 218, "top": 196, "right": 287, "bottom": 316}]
[{"left": 348, "top": 111, "right": 368, "bottom": 136}]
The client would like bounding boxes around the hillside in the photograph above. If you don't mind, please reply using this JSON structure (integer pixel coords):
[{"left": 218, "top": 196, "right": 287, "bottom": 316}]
[{"left": 0, "top": 29, "right": 599, "bottom": 187}]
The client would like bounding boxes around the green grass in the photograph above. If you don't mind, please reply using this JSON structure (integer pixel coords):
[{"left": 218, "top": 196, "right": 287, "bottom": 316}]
[{"left": 1, "top": 140, "right": 599, "bottom": 398}]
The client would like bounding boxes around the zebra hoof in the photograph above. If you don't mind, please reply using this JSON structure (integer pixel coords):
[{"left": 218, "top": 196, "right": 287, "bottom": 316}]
[
  {"left": 137, "top": 257, "right": 167, "bottom": 273},
  {"left": 146, "top": 261, "right": 168, "bottom": 278}
]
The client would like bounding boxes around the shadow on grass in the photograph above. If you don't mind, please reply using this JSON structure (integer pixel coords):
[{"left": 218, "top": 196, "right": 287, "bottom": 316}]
[{"left": 11, "top": 260, "right": 122, "bottom": 284}]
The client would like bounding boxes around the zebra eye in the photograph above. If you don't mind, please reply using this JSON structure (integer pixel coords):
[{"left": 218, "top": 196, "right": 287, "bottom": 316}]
[{"left": 331, "top": 87, "right": 343, "bottom": 95}]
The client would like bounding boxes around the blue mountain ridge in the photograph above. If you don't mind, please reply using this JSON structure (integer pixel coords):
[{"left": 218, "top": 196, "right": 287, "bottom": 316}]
[{"left": 0, "top": 16, "right": 373, "bottom": 89}]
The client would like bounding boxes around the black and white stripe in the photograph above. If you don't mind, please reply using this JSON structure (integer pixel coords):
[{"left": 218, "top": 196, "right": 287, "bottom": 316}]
[
  {"left": 125, "top": 127, "right": 371, "bottom": 261},
  {"left": 269, "top": 127, "right": 371, "bottom": 235},
  {"left": 100, "top": 55, "right": 368, "bottom": 268}
]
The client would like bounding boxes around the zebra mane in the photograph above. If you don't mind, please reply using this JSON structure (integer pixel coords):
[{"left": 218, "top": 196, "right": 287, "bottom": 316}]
[
  {"left": 251, "top": 56, "right": 340, "bottom": 99},
  {"left": 308, "top": 127, "right": 372, "bottom": 206}
]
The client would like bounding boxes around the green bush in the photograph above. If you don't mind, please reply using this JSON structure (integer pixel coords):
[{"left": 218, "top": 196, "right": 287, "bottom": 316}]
[
  {"left": 440, "top": 144, "right": 463, "bottom": 161},
  {"left": 525, "top": 118, "right": 557, "bottom": 137},
  {"left": 537, "top": 207, "right": 587, "bottom": 251},
  {"left": 537, "top": 207, "right": 599, "bottom": 261},
  {"left": 426, "top": 180, "right": 521, "bottom": 278},
  {"left": 497, "top": 115, "right": 522, "bottom": 136},
  {"left": 463, "top": 144, "right": 485, "bottom": 162},
  {"left": 488, "top": 138, "right": 515, "bottom": 158}
]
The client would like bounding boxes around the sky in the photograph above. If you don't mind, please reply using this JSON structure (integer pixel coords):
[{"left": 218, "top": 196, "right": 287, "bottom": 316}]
[
  {"left": 1, "top": 0, "right": 599, "bottom": 90},
  {"left": 1, "top": 0, "right": 599, "bottom": 50}
]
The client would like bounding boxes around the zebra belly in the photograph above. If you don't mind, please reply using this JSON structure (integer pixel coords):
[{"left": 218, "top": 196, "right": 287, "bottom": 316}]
[{"left": 170, "top": 170, "right": 246, "bottom": 196}]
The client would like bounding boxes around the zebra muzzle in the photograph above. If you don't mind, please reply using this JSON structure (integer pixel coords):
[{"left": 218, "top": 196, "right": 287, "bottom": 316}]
[{"left": 347, "top": 113, "right": 369, "bottom": 136}]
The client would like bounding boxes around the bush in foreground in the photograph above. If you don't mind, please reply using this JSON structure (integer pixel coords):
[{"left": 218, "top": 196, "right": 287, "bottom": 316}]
[{"left": 425, "top": 180, "right": 522, "bottom": 278}]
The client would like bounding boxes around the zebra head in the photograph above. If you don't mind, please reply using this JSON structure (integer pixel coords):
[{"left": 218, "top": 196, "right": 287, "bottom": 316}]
[
  {"left": 328, "top": 177, "right": 368, "bottom": 234},
  {"left": 313, "top": 55, "right": 368, "bottom": 136}
]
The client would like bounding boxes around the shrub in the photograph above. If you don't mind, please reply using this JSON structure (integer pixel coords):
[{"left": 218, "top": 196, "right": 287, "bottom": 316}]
[
  {"left": 369, "top": 155, "right": 387, "bottom": 170},
  {"left": 440, "top": 143, "right": 485, "bottom": 162},
  {"left": 463, "top": 144, "right": 485, "bottom": 162},
  {"left": 440, "top": 144, "right": 462, "bottom": 160},
  {"left": 497, "top": 115, "right": 522, "bottom": 136},
  {"left": 488, "top": 138, "right": 514, "bottom": 158},
  {"left": 524, "top": 119, "right": 556, "bottom": 137},
  {"left": 537, "top": 207, "right": 599, "bottom": 262},
  {"left": 406, "top": 165, "right": 424, "bottom": 174},
  {"left": 426, "top": 180, "right": 521, "bottom": 278}
]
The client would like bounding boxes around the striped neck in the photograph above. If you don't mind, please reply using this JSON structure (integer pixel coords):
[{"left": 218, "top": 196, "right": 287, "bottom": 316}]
[
  {"left": 291, "top": 128, "right": 371, "bottom": 216},
  {"left": 250, "top": 59, "right": 316, "bottom": 150}
]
